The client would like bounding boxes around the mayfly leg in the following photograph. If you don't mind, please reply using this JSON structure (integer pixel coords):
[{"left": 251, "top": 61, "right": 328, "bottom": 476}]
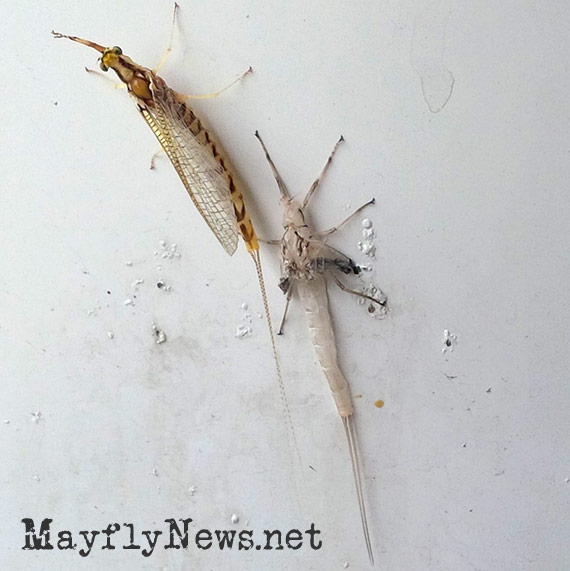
[
  {"left": 332, "top": 274, "right": 387, "bottom": 307},
  {"left": 277, "top": 283, "right": 294, "bottom": 336},
  {"left": 302, "top": 135, "right": 345, "bottom": 209},
  {"left": 149, "top": 149, "right": 163, "bottom": 170},
  {"left": 254, "top": 130, "right": 291, "bottom": 199},
  {"left": 180, "top": 67, "right": 253, "bottom": 100},
  {"left": 317, "top": 198, "right": 376, "bottom": 238},
  {"left": 156, "top": 3, "right": 253, "bottom": 97},
  {"left": 153, "top": 2, "right": 179, "bottom": 73}
]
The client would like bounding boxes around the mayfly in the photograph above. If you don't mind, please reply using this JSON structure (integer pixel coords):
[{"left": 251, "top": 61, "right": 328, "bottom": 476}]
[
  {"left": 51, "top": 7, "right": 297, "bottom": 456},
  {"left": 255, "top": 131, "right": 387, "bottom": 566}
]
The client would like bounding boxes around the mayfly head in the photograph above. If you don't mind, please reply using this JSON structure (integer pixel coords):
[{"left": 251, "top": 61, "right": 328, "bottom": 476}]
[
  {"left": 99, "top": 46, "right": 123, "bottom": 71},
  {"left": 52, "top": 31, "right": 153, "bottom": 101},
  {"left": 52, "top": 32, "right": 127, "bottom": 74}
]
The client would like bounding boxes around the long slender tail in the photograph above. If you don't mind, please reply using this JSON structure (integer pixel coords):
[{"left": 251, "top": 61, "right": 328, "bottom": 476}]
[
  {"left": 249, "top": 249, "right": 303, "bottom": 470},
  {"left": 342, "top": 414, "right": 374, "bottom": 566}
]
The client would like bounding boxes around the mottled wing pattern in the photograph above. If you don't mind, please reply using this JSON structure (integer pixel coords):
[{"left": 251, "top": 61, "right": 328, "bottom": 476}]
[{"left": 139, "top": 79, "right": 239, "bottom": 255}]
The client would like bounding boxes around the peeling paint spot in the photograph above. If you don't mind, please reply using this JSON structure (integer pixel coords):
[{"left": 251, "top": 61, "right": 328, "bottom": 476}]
[
  {"left": 152, "top": 323, "right": 167, "bottom": 344},
  {"left": 236, "top": 324, "right": 252, "bottom": 339},
  {"left": 357, "top": 216, "right": 377, "bottom": 258},
  {"left": 236, "top": 302, "right": 254, "bottom": 338},
  {"left": 230, "top": 514, "right": 239, "bottom": 524},
  {"left": 157, "top": 280, "right": 172, "bottom": 292},
  {"left": 357, "top": 284, "right": 388, "bottom": 318},
  {"left": 155, "top": 240, "right": 181, "bottom": 261},
  {"left": 442, "top": 329, "right": 457, "bottom": 353},
  {"left": 30, "top": 411, "right": 42, "bottom": 424}
]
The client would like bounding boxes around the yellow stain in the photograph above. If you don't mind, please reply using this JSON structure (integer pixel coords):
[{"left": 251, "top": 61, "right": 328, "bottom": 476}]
[{"left": 374, "top": 399, "right": 385, "bottom": 409}]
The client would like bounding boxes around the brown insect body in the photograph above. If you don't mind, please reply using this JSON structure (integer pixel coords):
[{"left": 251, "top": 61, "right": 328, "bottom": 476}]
[{"left": 106, "top": 47, "right": 258, "bottom": 254}]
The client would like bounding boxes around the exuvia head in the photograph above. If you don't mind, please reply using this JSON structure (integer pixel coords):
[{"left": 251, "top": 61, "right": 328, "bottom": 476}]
[{"left": 282, "top": 197, "right": 306, "bottom": 228}]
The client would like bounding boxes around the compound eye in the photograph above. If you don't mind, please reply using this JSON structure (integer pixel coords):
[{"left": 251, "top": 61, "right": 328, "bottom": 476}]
[
  {"left": 112, "top": 46, "right": 122, "bottom": 55},
  {"left": 99, "top": 61, "right": 109, "bottom": 71}
]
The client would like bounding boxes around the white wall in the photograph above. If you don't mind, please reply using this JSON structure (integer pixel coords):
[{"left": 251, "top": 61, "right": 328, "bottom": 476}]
[{"left": 2, "top": 1, "right": 570, "bottom": 569}]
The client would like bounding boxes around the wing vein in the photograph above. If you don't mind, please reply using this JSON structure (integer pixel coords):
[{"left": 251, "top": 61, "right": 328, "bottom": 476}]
[{"left": 140, "top": 78, "right": 239, "bottom": 255}]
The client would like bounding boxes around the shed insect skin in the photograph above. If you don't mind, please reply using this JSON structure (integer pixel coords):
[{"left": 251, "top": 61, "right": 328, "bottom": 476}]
[
  {"left": 255, "top": 131, "right": 386, "bottom": 566},
  {"left": 52, "top": 6, "right": 300, "bottom": 469}
]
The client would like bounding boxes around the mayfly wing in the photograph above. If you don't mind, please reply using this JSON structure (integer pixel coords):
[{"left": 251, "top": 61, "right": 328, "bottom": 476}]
[
  {"left": 141, "top": 77, "right": 239, "bottom": 255},
  {"left": 51, "top": 29, "right": 239, "bottom": 257},
  {"left": 144, "top": 81, "right": 301, "bottom": 469}
]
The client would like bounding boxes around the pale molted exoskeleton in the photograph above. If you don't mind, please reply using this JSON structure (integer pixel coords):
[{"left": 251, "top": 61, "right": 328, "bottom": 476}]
[{"left": 255, "top": 131, "right": 387, "bottom": 566}]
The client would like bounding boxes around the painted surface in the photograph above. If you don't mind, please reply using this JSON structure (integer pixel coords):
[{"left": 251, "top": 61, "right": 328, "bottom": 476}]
[{"left": 2, "top": 1, "right": 570, "bottom": 569}]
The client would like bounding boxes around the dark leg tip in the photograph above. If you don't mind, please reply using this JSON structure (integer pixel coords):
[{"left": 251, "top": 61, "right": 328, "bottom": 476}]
[{"left": 348, "top": 258, "right": 361, "bottom": 274}]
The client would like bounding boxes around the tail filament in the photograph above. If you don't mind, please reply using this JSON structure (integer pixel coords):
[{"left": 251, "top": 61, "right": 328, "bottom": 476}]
[
  {"left": 250, "top": 249, "right": 303, "bottom": 470},
  {"left": 343, "top": 415, "right": 374, "bottom": 565}
]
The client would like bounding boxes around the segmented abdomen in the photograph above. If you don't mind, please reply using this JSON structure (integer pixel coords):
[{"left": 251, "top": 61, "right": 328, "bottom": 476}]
[{"left": 297, "top": 276, "right": 353, "bottom": 417}]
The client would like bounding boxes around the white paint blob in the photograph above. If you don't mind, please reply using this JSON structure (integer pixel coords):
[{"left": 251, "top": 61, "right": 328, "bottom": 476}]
[{"left": 152, "top": 323, "right": 167, "bottom": 344}]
